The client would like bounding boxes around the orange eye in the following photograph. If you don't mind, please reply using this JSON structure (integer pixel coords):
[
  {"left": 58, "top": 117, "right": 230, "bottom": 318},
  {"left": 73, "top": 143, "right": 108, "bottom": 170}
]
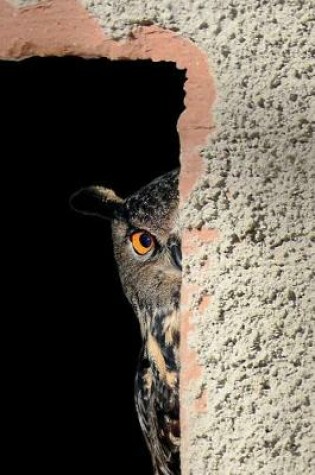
[{"left": 130, "top": 231, "right": 155, "bottom": 255}]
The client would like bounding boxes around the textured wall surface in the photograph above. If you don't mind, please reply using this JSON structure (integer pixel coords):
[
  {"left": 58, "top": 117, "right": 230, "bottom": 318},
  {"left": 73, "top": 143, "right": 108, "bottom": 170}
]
[
  {"left": 2, "top": 0, "right": 314, "bottom": 473},
  {"left": 80, "top": 1, "right": 315, "bottom": 473}
]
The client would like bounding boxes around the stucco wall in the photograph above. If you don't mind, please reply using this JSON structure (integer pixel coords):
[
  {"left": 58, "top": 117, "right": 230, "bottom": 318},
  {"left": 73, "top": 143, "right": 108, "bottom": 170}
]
[
  {"left": 2, "top": 1, "right": 314, "bottom": 473},
  {"left": 87, "top": 1, "right": 315, "bottom": 473}
]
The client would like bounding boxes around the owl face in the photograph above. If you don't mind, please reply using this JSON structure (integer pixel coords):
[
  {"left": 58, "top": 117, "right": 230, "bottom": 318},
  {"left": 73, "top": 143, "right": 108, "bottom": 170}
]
[
  {"left": 111, "top": 170, "right": 181, "bottom": 333},
  {"left": 70, "top": 169, "right": 181, "bottom": 334}
]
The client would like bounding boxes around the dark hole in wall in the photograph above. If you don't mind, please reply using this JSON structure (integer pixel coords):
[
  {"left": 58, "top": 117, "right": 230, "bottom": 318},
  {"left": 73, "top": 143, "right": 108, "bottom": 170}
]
[{"left": 2, "top": 57, "right": 185, "bottom": 473}]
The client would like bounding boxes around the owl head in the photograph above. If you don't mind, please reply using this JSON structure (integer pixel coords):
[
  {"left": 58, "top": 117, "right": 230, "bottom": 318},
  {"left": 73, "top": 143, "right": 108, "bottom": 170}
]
[{"left": 70, "top": 170, "right": 181, "bottom": 336}]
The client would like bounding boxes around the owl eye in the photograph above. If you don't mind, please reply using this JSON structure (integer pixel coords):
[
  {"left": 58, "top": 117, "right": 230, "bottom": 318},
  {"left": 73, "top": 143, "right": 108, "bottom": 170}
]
[{"left": 130, "top": 231, "right": 155, "bottom": 256}]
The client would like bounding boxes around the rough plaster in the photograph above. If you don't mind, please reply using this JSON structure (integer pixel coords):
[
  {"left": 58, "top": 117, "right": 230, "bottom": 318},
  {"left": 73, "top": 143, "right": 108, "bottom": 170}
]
[
  {"left": 80, "top": 1, "right": 315, "bottom": 473},
  {"left": 3, "top": 0, "right": 314, "bottom": 473}
]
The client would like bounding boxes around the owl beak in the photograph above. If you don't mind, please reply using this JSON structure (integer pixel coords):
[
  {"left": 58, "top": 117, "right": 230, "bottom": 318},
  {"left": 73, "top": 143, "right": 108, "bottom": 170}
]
[{"left": 169, "top": 241, "right": 182, "bottom": 272}]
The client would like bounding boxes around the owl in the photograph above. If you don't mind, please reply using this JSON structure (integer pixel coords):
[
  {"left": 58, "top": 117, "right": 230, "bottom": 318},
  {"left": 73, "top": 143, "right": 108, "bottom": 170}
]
[{"left": 70, "top": 169, "right": 181, "bottom": 475}]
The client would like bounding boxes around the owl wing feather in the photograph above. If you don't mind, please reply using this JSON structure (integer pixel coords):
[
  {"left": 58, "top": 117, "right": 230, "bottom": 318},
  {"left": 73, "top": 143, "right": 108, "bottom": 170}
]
[{"left": 135, "top": 348, "right": 180, "bottom": 475}]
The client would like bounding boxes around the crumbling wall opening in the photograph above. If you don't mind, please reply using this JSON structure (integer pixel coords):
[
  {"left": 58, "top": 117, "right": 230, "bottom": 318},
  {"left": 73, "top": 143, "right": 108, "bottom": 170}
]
[
  {"left": 1, "top": 56, "right": 185, "bottom": 473},
  {"left": 1, "top": 3, "right": 217, "bottom": 474}
]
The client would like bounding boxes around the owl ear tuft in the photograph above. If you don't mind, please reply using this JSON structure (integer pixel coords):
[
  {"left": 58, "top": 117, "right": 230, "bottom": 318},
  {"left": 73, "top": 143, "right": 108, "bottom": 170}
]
[{"left": 70, "top": 186, "right": 125, "bottom": 221}]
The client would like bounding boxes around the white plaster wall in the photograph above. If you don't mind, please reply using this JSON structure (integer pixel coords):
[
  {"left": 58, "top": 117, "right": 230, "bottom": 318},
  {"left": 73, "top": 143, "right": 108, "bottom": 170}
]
[{"left": 81, "top": 1, "right": 314, "bottom": 473}]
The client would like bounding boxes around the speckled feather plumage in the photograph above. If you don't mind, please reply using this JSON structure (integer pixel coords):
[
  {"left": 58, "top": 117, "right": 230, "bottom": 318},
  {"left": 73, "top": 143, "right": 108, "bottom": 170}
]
[{"left": 71, "top": 169, "right": 181, "bottom": 475}]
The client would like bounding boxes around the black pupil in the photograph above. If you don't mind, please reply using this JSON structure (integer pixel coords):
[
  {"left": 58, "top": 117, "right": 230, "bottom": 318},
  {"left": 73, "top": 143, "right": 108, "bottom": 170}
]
[{"left": 139, "top": 233, "right": 152, "bottom": 248}]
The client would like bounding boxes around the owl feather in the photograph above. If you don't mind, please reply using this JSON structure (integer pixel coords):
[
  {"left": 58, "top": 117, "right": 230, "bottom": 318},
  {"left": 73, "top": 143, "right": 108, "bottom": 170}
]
[{"left": 71, "top": 170, "right": 181, "bottom": 475}]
